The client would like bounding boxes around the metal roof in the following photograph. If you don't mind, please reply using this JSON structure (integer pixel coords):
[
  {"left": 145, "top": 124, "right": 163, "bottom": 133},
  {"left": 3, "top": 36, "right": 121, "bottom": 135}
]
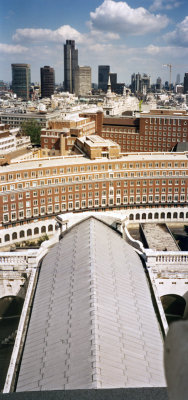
[{"left": 16, "top": 217, "right": 165, "bottom": 391}]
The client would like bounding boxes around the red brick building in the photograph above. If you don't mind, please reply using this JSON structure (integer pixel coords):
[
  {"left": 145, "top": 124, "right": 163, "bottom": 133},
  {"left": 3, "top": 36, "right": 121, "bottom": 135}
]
[
  {"left": 99, "top": 110, "right": 188, "bottom": 153},
  {"left": 0, "top": 149, "right": 187, "bottom": 230}
]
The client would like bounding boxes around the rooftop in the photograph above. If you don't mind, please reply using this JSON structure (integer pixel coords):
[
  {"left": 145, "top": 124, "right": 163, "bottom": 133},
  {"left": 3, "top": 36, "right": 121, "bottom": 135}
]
[
  {"left": 0, "top": 152, "right": 187, "bottom": 173},
  {"left": 16, "top": 217, "right": 165, "bottom": 391},
  {"left": 78, "top": 135, "right": 118, "bottom": 148}
]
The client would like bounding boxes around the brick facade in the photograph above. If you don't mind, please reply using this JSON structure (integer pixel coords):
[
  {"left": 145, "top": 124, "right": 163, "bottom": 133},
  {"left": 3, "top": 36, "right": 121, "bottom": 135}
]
[
  {"left": 0, "top": 152, "right": 187, "bottom": 229},
  {"left": 99, "top": 110, "right": 188, "bottom": 153}
]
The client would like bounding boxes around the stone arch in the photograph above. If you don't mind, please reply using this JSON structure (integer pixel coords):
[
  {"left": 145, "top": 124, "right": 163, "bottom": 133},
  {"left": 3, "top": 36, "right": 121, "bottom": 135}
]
[
  {"left": 20, "top": 230, "right": 25, "bottom": 238},
  {"left": 161, "top": 212, "right": 165, "bottom": 219},
  {"left": 129, "top": 214, "right": 134, "bottom": 221},
  {"left": 142, "top": 213, "right": 146, "bottom": 220},
  {"left": 173, "top": 212, "right": 178, "bottom": 219},
  {"left": 12, "top": 232, "right": 17, "bottom": 240},
  {"left": 41, "top": 226, "right": 46, "bottom": 233},
  {"left": 48, "top": 224, "right": 53, "bottom": 232},
  {"left": 161, "top": 294, "right": 186, "bottom": 325},
  {"left": 154, "top": 212, "right": 159, "bottom": 219},
  {"left": 186, "top": 212, "right": 188, "bottom": 219},
  {"left": 0, "top": 295, "right": 24, "bottom": 318},
  {"left": 136, "top": 213, "right": 140, "bottom": 220},
  {"left": 4, "top": 234, "right": 10, "bottom": 242},
  {"left": 34, "top": 227, "right": 39, "bottom": 235},
  {"left": 167, "top": 212, "right": 171, "bottom": 219},
  {"left": 148, "top": 213, "right": 152, "bottom": 220},
  {"left": 27, "top": 229, "right": 32, "bottom": 237},
  {"left": 180, "top": 212, "right": 184, "bottom": 219}
]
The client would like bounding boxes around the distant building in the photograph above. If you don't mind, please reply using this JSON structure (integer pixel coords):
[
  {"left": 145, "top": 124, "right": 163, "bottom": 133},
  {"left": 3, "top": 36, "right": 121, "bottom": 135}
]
[
  {"left": 109, "top": 73, "right": 125, "bottom": 95},
  {"left": 109, "top": 73, "right": 117, "bottom": 88},
  {"left": 74, "top": 66, "right": 91, "bottom": 97},
  {"left": 0, "top": 80, "right": 8, "bottom": 91},
  {"left": 175, "top": 85, "right": 184, "bottom": 94},
  {"left": 98, "top": 65, "right": 110, "bottom": 92},
  {"left": 0, "top": 123, "right": 31, "bottom": 155},
  {"left": 64, "top": 40, "right": 78, "bottom": 93},
  {"left": 156, "top": 77, "right": 162, "bottom": 91},
  {"left": 40, "top": 66, "right": 55, "bottom": 98},
  {"left": 131, "top": 72, "right": 150, "bottom": 94},
  {"left": 176, "top": 73, "right": 181, "bottom": 85},
  {"left": 11, "top": 64, "right": 31, "bottom": 100},
  {"left": 183, "top": 73, "right": 188, "bottom": 94}
]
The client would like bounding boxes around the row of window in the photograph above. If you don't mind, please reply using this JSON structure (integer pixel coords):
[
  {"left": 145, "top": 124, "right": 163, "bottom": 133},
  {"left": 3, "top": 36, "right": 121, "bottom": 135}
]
[
  {"left": 2, "top": 178, "right": 187, "bottom": 202},
  {"left": 145, "top": 118, "right": 187, "bottom": 125},
  {"left": 3, "top": 189, "right": 187, "bottom": 211},
  {"left": 1, "top": 171, "right": 187, "bottom": 192},
  {"left": 3, "top": 195, "right": 187, "bottom": 223},
  {"left": 1, "top": 160, "right": 186, "bottom": 182}
]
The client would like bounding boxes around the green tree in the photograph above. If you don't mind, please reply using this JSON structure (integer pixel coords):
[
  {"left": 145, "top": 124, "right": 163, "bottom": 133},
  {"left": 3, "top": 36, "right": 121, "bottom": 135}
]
[{"left": 21, "top": 120, "right": 41, "bottom": 145}]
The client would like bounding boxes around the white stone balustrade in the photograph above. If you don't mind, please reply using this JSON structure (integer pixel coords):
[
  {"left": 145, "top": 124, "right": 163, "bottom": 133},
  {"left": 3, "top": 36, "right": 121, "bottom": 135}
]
[
  {"left": 145, "top": 250, "right": 188, "bottom": 268},
  {"left": 0, "top": 232, "right": 59, "bottom": 273}
]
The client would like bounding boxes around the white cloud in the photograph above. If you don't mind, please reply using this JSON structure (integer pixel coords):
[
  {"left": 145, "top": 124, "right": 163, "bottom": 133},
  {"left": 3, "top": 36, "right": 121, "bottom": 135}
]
[
  {"left": 89, "top": 0, "right": 169, "bottom": 35},
  {"left": 149, "top": 0, "right": 181, "bottom": 12},
  {"left": 0, "top": 43, "right": 28, "bottom": 54},
  {"left": 88, "top": 28, "right": 120, "bottom": 41},
  {"left": 163, "top": 16, "right": 188, "bottom": 46},
  {"left": 13, "top": 25, "right": 84, "bottom": 44}
]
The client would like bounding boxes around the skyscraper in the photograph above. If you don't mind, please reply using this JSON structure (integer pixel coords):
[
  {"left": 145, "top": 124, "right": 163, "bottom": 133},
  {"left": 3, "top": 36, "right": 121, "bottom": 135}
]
[
  {"left": 40, "top": 66, "right": 55, "bottom": 98},
  {"left": 11, "top": 64, "right": 31, "bottom": 100},
  {"left": 176, "top": 73, "right": 181, "bottom": 85},
  {"left": 64, "top": 40, "right": 78, "bottom": 93},
  {"left": 156, "top": 77, "right": 162, "bottom": 91},
  {"left": 98, "top": 65, "right": 110, "bottom": 92},
  {"left": 183, "top": 73, "right": 188, "bottom": 94},
  {"left": 74, "top": 66, "right": 91, "bottom": 97}
]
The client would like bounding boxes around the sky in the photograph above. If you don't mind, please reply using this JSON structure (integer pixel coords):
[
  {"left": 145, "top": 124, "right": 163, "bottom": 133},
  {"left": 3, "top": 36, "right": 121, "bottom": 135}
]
[{"left": 0, "top": 0, "right": 188, "bottom": 85}]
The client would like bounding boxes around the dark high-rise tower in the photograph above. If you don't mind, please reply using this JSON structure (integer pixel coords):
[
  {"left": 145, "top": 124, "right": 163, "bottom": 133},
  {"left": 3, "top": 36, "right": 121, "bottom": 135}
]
[
  {"left": 40, "top": 66, "right": 55, "bottom": 98},
  {"left": 98, "top": 65, "right": 110, "bottom": 92},
  {"left": 183, "top": 73, "right": 188, "bottom": 94},
  {"left": 11, "top": 64, "right": 31, "bottom": 100},
  {"left": 64, "top": 40, "right": 78, "bottom": 93}
]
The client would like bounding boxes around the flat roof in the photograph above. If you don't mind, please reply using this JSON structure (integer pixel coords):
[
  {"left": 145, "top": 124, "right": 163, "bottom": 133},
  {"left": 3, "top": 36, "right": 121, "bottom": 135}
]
[
  {"left": 78, "top": 135, "right": 118, "bottom": 147},
  {"left": 0, "top": 152, "right": 187, "bottom": 172}
]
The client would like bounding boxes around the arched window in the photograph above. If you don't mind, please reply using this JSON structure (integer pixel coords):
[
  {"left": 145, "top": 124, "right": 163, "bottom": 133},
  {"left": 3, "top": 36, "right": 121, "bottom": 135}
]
[
  {"left": 148, "top": 213, "right": 152, "bottom": 220},
  {"left": 34, "top": 227, "right": 39, "bottom": 235},
  {"left": 48, "top": 225, "right": 53, "bottom": 232},
  {"left": 167, "top": 212, "right": 171, "bottom": 219},
  {"left": 20, "top": 231, "right": 25, "bottom": 238},
  {"left": 173, "top": 212, "right": 178, "bottom": 219},
  {"left": 136, "top": 213, "right": 140, "bottom": 220},
  {"left": 41, "top": 226, "right": 46, "bottom": 233},
  {"left": 129, "top": 214, "right": 134, "bottom": 221},
  {"left": 12, "top": 232, "right": 17, "bottom": 240},
  {"left": 161, "top": 212, "right": 165, "bottom": 219},
  {"left": 27, "top": 229, "right": 32, "bottom": 236},
  {"left": 161, "top": 294, "right": 186, "bottom": 325},
  {"left": 180, "top": 212, "right": 184, "bottom": 219},
  {"left": 154, "top": 212, "right": 159, "bottom": 219},
  {"left": 4, "top": 234, "right": 10, "bottom": 242},
  {"left": 142, "top": 213, "right": 146, "bottom": 220}
]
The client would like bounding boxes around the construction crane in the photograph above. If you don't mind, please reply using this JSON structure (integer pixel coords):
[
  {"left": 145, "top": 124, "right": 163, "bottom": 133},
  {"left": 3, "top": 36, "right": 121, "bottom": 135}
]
[{"left": 163, "top": 64, "right": 172, "bottom": 90}]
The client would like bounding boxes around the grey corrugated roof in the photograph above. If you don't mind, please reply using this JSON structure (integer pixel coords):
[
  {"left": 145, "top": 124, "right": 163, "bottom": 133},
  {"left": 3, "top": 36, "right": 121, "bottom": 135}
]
[{"left": 16, "top": 217, "right": 165, "bottom": 391}]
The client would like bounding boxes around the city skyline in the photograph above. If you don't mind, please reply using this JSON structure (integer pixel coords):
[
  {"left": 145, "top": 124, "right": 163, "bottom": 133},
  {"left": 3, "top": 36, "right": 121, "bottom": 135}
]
[{"left": 0, "top": 0, "right": 188, "bottom": 84}]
